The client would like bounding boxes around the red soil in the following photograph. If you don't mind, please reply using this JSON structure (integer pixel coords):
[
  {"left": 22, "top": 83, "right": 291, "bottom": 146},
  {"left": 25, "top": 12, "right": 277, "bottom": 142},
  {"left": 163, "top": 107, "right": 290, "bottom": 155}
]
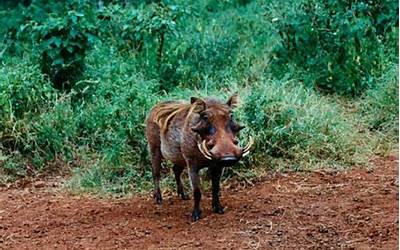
[{"left": 0, "top": 155, "right": 398, "bottom": 249}]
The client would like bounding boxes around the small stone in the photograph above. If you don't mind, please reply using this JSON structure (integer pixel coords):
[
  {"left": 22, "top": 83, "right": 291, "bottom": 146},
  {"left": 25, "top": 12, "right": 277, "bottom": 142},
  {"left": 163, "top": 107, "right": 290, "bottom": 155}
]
[
  {"left": 391, "top": 178, "right": 399, "bottom": 187},
  {"left": 33, "top": 181, "right": 45, "bottom": 188}
]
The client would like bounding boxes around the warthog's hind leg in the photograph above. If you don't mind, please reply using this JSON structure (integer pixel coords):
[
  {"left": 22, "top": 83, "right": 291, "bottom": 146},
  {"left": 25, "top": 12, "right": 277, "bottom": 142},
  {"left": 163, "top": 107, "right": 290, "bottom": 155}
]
[
  {"left": 150, "top": 146, "right": 163, "bottom": 204},
  {"left": 173, "top": 164, "right": 189, "bottom": 200}
]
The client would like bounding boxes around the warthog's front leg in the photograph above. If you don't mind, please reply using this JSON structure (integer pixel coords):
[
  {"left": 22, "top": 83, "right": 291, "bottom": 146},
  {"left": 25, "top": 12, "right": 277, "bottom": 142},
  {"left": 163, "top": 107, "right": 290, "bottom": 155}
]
[
  {"left": 210, "top": 166, "right": 224, "bottom": 214},
  {"left": 188, "top": 166, "right": 202, "bottom": 221}
]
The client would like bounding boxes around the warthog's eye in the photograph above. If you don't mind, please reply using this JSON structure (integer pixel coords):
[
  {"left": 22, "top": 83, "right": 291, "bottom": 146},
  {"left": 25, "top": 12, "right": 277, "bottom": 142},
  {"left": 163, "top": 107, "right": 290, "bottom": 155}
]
[
  {"left": 229, "top": 120, "right": 245, "bottom": 133},
  {"left": 200, "top": 112, "right": 208, "bottom": 120},
  {"left": 207, "top": 126, "right": 216, "bottom": 135}
]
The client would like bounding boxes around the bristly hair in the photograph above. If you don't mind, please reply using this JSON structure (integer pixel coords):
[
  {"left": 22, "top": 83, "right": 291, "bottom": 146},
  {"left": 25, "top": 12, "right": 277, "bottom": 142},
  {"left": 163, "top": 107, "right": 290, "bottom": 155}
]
[
  {"left": 149, "top": 97, "right": 230, "bottom": 134},
  {"left": 151, "top": 101, "right": 193, "bottom": 134}
]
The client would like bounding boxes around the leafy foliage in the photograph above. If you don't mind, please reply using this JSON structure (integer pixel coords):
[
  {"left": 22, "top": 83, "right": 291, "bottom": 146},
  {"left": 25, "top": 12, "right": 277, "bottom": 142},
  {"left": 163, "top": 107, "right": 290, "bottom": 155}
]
[
  {"left": 98, "top": 2, "right": 185, "bottom": 53},
  {"left": 0, "top": 59, "right": 56, "bottom": 156},
  {"left": 25, "top": 4, "right": 97, "bottom": 90},
  {"left": 269, "top": 0, "right": 398, "bottom": 96},
  {"left": 95, "top": 2, "right": 188, "bottom": 90}
]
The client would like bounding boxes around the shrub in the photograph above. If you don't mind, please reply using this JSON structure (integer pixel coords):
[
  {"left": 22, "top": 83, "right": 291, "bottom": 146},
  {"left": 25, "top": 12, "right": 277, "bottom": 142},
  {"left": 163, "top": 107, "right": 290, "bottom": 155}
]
[
  {"left": 240, "top": 79, "right": 365, "bottom": 170},
  {"left": 0, "top": 45, "right": 161, "bottom": 181},
  {"left": 268, "top": 0, "right": 398, "bottom": 96},
  {"left": 96, "top": 1, "right": 187, "bottom": 91},
  {"left": 0, "top": 58, "right": 56, "bottom": 154},
  {"left": 360, "top": 63, "right": 399, "bottom": 140},
  {"left": 25, "top": 3, "right": 97, "bottom": 90},
  {"left": 0, "top": 150, "right": 29, "bottom": 180},
  {"left": 61, "top": 46, "right": 160, "bottom": 193},
  {"left": 167, "top": 32, "right": 240, "bottom": 87},
  {"left": 0, "top": 58, "right": 55, "bottom": 120}
]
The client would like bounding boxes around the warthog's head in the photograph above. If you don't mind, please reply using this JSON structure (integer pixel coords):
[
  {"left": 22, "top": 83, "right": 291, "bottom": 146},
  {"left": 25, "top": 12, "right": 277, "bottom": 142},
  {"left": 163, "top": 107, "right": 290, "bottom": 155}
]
[{"left": 190, "top": 94, "right": 253, "bottom": 166}]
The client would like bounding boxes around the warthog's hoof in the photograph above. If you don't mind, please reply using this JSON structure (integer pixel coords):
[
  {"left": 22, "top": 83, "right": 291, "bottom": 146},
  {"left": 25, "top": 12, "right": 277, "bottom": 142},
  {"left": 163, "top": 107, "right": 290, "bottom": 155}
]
[
  {"left": 212, "top": 204, "right": 225, "bottom": 214},
  {"left": 191, "top": 209, "right": 202, "bottom": 221},
  {"left": 154, "top": 192, "right": 163, "bottom": 204}
]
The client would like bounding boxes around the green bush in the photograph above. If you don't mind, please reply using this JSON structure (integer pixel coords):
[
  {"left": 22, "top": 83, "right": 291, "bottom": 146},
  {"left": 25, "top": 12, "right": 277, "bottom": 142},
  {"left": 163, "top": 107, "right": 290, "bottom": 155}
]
[
  {"left": 32, "top": 99, "right": 78, "bottom": 164},
  {"left": 61, "top": 46, "right": 160, "bottom": 193},
  {"left": 0, "top": 45, "right": 160, "bottom": 181},
  {"left": 268, "top": 0, "right": 398, "bottom": 96},
  {"left": 0, "top": 1, "right": 49, "bottom": 56},
  {"left": 0, "top": 58, "right": 56, "bottom": 154},
  {"left": 97, "top": 3, "right": 185, "bottom": 52},
  {"left": 0, "top": 59, "right": 55, "bottom": 120},
  {"left": 0, "top": 150, "right": 29, "bottom": 180},
  {"left": 241, "top": 79, "right": 365, "bottom": 169},
  {"left": 167, "top": 31, "right": 239, "bottom": 87},
  {"left": 27, "top": 6, "right": 97, "bottom": 90},
  {"left": 96, "top": 2, "right": 187, "bottom": 91},
  {"left": 161, "top": 0, "right": 274, "bottom": 88},
  {"left": 360, "top": 63, "right": 399, "bottom": 140}
]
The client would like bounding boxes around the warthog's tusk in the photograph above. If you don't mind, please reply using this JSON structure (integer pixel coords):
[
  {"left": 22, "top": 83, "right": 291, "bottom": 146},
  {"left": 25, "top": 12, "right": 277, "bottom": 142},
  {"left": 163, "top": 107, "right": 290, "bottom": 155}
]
[
  {"left": 202, "top": 140, "right": 213, "bottom": 157},
  {"left": 242, "top": 136, "right": 254, "bottom": 157},
  {"left": 197, "top": 140, "right": 212, "bottom": 160}
]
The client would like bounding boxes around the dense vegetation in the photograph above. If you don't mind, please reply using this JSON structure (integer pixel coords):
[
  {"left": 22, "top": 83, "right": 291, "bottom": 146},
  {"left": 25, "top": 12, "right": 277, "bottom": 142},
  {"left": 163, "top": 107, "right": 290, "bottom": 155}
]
[{"left": 0, "top": 0, "right": 398, "bottom": 194}]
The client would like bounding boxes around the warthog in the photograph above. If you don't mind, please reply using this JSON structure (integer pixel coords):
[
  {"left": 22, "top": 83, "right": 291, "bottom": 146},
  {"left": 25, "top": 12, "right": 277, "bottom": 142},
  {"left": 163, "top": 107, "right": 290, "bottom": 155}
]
[{"left": 145, "top": 94, "right": 253, "bottom": 221}]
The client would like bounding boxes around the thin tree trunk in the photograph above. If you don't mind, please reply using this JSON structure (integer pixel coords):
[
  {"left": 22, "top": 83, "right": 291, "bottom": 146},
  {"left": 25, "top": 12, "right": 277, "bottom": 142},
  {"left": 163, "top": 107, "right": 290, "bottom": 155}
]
[{"left": 157, "top": 31, "right": 165, "bottom": 70}]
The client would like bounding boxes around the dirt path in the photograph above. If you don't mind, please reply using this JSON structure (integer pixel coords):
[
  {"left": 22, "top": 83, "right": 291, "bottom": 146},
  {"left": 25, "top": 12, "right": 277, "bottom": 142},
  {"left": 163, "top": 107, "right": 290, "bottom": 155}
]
[{"left": 0, "top": 155, "right": 398, "bottom": 250}]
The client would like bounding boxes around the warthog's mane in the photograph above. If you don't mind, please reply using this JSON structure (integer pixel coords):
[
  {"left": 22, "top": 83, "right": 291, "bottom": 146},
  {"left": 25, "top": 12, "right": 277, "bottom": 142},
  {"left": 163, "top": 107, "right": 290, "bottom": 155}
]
[
  {"left": 150, "top": 98, "right": 230, "bottom": 134},
  {"left": 151, "top": 101, "right": 196, "bottom": 134}
]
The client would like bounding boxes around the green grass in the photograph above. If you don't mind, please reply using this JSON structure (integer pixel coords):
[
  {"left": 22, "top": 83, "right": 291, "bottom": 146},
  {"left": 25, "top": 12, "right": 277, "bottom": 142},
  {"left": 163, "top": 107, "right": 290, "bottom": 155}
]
[
  {"left": 0, "top": 50, "right": 397, "bottom": 195},
  {"left": 360, "top": 63, "right": 399, "bottom": 140},
  {"left": 240, "top": 79, "right": 369, "bottom": 171}
]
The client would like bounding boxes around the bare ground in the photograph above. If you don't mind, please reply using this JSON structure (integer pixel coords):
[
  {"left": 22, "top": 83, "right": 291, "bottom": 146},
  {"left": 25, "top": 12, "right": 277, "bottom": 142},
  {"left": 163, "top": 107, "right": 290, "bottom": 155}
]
[{"left": 0, "top": 155, "right": 398, "bottom": 250}]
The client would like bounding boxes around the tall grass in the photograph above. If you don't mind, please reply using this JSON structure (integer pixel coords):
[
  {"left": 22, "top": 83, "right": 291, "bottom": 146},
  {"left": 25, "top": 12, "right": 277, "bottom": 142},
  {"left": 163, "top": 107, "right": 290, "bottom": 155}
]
[
  {"left": 358, "top": 63, "right": 399, "bottom": 154},
  {"left": 240, "top": 79, "right": 368, "bottom": 171}
]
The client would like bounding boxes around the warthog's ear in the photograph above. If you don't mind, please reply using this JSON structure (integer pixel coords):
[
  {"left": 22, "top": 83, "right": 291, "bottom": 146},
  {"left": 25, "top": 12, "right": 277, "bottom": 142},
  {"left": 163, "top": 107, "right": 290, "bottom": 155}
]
[
  {"left": 227, "top": 94, "right": 240, "bottom": 108},
  {"left": 190, "top": 97, "right": 206, "bottom": 113}
]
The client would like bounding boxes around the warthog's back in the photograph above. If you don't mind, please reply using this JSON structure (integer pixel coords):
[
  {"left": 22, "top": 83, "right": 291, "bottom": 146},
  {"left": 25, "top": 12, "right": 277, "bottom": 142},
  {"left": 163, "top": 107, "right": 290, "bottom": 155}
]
[
  {"left": 148, "top": 101, "right": 189, "bottom": 133},
  {"left": 146, "top": 100, "right": 193, "bottom": 166}
]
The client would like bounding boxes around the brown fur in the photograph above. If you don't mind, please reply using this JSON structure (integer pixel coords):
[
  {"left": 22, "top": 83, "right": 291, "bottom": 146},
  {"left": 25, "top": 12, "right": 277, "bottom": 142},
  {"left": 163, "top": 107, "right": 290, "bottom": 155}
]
[
  {"left": 145, "top": 95, "right": 245, "bottom": 221},
  {"left": 150, "top": 101, "right": 191, "bottom": 134}
]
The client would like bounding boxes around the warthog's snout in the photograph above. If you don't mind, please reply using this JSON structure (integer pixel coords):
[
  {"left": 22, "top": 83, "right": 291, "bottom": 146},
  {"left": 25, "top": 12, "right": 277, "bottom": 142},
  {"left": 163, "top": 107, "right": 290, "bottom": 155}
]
[
  {"left": 219, "top": 155, "right": 239, "bottom": 166},
  {"left": 197, "top": 136, "right": 254, "bottom": 164}
]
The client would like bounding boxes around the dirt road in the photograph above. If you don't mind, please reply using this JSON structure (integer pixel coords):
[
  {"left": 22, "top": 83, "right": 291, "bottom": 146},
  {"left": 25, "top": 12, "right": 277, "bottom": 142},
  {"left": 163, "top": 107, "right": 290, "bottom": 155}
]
[{"left": 0, "top": 155, "right": 398, "bottom": 249}]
